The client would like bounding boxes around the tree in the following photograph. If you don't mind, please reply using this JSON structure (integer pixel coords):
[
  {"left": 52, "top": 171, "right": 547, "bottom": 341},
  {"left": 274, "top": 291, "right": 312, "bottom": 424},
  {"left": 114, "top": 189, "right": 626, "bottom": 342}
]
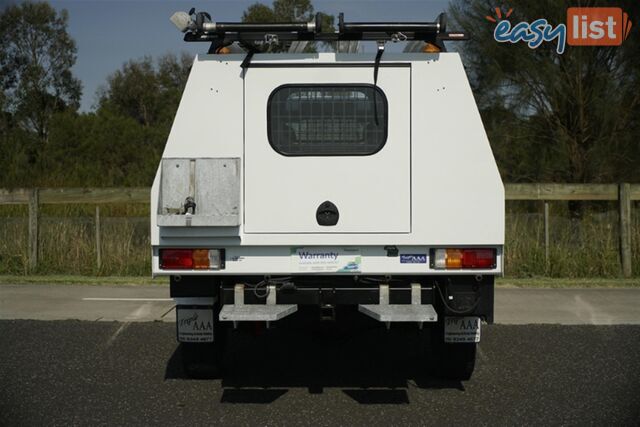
[
  {"left": 38, "top": 110, "right": 164, "bottom": 187},
  {"left": 0, "top": 2, "right": 81, "bottom": 144},
  {"left": 242, "top": 3, "right": 277, "bottom": 23},
  {"left": 449, "top": 0, "right": 640, "bottom": 184},
  {"left": 244, "top": 0, "right": 312, "bottom": 22},
  {"left": 242, "top": 0, "right": 334, "bottom": 52},
  {"left": 97, "top": 53, "right": 192, "bottom": 129}
]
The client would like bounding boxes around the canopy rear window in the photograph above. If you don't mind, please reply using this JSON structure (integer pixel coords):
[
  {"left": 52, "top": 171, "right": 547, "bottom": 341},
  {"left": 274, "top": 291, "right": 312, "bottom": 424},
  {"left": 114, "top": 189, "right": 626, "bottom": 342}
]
[{"left": 267, "top": 84, "right": 388, "bottom": 156}]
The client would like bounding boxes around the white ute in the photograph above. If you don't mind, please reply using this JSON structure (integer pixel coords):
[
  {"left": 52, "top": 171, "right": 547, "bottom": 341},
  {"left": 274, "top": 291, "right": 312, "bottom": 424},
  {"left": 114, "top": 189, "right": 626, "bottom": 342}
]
[{"left": 152, "top": 10, "right": 504, "bottom": 380}]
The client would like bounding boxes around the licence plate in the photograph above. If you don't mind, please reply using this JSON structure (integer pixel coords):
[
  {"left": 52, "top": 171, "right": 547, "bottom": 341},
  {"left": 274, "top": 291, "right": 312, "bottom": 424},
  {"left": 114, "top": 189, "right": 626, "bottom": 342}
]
[
  {"left": 444, "top": 316, "right": 481, "bottom": 343},
  {"left": 176, "top": 307, "right": 214, "bottom": 343}
]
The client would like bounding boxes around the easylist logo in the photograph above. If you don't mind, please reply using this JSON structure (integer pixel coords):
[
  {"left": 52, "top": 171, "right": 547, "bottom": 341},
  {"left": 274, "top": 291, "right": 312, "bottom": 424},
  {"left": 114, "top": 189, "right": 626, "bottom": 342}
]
[
  {"left": 567, "top": 7, "right": 632, "bottom": 46},
  {"left": 487, "top": 6, "right": 633, "bottom": 54}
]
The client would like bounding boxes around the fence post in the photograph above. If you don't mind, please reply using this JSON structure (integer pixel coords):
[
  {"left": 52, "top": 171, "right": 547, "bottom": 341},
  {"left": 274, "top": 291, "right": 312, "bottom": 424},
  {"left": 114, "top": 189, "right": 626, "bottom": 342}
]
[
  {"left": 28, "top": 189, "right": 39, "bottom": 272},
  {"left": 619, "top": 183, "right": 632, "bottom": 277},
  {"left": 95, "top": 206, "right": 102, "bottom": 272},
  {"left": 544, "top": 201, "right": 550, "bottom": 274}
]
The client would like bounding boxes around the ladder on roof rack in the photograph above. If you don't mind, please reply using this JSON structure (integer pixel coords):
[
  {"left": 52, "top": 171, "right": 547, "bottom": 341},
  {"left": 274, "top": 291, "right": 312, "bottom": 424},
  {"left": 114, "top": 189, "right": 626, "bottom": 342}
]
[{"left": 170, "top": 9, "right": 468, "bottom": 52}]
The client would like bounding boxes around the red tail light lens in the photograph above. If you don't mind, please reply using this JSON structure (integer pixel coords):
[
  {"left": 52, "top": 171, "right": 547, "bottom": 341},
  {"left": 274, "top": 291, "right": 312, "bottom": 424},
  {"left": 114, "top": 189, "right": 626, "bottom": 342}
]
[
  {"left": 160, "top": 249, "right": 194, "bottom": 269},
  {"left": 461, "top": 249, "right": 496, "bottom": 269}
]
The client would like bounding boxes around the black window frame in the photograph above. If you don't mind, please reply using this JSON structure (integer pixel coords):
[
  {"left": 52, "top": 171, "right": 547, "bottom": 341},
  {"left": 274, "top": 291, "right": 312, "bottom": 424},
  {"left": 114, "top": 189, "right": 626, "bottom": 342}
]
[{"left": 266, "top": 83, "right": 389, "bottom": 157}]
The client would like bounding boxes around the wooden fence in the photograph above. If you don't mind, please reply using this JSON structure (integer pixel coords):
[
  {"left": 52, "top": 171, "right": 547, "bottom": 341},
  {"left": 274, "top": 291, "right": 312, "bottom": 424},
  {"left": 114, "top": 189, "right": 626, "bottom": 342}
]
[{"left": 0, "top": 184, "right": 638, "bottom": 276}]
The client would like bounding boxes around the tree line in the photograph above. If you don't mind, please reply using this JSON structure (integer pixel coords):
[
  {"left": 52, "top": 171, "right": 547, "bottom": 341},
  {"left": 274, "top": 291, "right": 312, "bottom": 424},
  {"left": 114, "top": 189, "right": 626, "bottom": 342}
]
[
  {"left": 452, "top": 0, "right": 640, "bottom": 183},
  {"left": 0, "top": 0, "right": 638, "bottom": 189}
]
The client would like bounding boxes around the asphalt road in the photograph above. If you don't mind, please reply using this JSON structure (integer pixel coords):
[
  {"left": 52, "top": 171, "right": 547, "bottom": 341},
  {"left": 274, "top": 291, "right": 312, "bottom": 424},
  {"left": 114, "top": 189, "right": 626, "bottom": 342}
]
[
  {"left": 2, "top": 284, "right": 640, "bottom": 324},
  {"left": 1, "top": 319, "right": 639, "bottom": 426}
]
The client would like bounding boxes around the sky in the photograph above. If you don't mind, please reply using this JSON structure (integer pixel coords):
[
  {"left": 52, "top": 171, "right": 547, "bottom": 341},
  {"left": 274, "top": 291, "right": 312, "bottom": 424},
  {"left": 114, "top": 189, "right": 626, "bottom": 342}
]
[{"left": 42, "top": 0, "right": 450, "bottom": 111}]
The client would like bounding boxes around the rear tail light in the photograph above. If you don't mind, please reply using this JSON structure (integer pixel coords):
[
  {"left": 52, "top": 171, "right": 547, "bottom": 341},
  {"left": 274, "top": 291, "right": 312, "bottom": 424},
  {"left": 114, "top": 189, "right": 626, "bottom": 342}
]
[
  {"left": 462, "top": 248, "right": 495, "bottom": 268},
  {"left": 160, "top": 249, "right": 193, "bottom": 269},
  {"left": 192, "top": 249, "right": 210, "bottom": 269},
  {"left": 160, "top": 249, "right": 225, "bottom": 270},
  {"left": 431, "top": 248, "right": 496, "bottom": 270}
]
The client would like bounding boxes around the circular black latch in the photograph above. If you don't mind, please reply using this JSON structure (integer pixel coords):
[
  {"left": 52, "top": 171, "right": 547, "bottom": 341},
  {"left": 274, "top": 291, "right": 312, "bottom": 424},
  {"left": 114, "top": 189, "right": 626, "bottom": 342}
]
[{"left": 316, "top": 201, "right": 339, "bottom": 226}]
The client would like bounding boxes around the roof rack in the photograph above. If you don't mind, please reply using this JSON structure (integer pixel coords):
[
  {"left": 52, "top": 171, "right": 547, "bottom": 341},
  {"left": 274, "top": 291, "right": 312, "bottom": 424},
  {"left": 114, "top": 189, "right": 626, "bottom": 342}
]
[{"left": 170, "top": 9, "right": 468, "bottom": 51}]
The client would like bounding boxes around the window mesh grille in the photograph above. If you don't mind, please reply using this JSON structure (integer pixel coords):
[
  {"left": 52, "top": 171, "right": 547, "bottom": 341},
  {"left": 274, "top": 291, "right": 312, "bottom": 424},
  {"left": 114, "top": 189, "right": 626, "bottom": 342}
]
[{"left": 268, "top": 85, "right": 387, "bottom": 156}]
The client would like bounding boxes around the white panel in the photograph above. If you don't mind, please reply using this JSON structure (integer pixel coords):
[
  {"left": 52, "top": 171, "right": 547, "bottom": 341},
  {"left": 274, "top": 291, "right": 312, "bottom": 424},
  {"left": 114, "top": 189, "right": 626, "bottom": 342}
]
[
  {"left": 162, "top": 56, "right": 245, "bottom": 159},
  {"left": 150, "top": 166, "right": 160, "bottom": 246},
  {"left": 244, "top": 66, "right": 411, "bottom": 233},
  {"left": 410, "top": 55, "right": 504, "bottom": 245},
  {"left": 154, "top": 53, "right": 504, "bottom": 254}
]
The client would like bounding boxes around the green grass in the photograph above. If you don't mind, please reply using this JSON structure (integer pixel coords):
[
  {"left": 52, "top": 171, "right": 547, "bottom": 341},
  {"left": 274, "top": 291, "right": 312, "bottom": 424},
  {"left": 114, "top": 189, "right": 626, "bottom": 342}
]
[
  {"left": 0, "top": 202, "right": 637, "bottom": 278},
  {"left": 0, "top": 210, "right": 150, "bottom": 276},
  {"left": 504, "top": 205, "right": 637, "bottom": 277}
]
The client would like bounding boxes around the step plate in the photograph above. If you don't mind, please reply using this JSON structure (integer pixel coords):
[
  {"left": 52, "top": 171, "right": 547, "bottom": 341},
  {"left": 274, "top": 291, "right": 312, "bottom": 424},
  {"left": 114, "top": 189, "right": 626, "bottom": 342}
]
[
  {"left": 219, "top": 304, "right": 298, "bottom": 322},
  {"left": 358, "top": 304, "right": 438, "bottom": 322}
]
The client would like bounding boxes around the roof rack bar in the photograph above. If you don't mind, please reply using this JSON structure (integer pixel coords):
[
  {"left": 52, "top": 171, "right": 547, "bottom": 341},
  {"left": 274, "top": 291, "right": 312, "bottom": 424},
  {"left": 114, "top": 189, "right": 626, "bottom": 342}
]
[
  {"left": 184, "top": 32, "right": 463, "bottom": 43},
  {"left": 202, "top": 21, "right": 316, "bottom": 34},
  {"left": 342, "top": 22, "right": 439, "bottom": 32},
  {"left": 174, "top": 10, "right": 467, "bottom": 45},
  {"left": 338, "top": 12, "right": 446, "bottom": 34}
]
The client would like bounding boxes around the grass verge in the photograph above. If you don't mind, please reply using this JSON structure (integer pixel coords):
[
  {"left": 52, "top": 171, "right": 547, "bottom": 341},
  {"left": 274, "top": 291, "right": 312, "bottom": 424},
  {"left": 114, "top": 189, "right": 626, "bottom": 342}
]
[
  {"left": 2, "top": 205, "right": 637, "bottom": 277},
  {"left": 496, "top": 277, "right": 640, "bottom": 288}
]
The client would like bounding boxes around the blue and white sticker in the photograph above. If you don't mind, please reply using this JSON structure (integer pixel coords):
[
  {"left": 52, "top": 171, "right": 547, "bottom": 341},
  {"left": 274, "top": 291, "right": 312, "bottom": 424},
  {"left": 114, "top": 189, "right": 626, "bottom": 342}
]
[
  {"left": 291, "top": 247, "right": 361, "bottom": 272},
  {"left": 400, "top": 254, "right": 427, "bottom": 264}
]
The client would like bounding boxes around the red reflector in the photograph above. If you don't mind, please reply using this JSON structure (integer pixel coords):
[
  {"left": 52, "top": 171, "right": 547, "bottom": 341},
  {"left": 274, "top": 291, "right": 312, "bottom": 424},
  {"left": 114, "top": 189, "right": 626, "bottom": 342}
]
[
  {"left": 160, "top": 249, "right": 193, "bottom": 269},
  {"left": 461, "top": 249, "right": 496, "bottom": 269}
]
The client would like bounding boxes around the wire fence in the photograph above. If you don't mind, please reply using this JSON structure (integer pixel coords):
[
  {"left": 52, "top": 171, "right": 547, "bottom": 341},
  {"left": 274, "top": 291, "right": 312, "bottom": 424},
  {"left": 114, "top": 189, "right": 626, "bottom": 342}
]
[{"left": 0, "top": 185, "right": 637, "bottom": 277}]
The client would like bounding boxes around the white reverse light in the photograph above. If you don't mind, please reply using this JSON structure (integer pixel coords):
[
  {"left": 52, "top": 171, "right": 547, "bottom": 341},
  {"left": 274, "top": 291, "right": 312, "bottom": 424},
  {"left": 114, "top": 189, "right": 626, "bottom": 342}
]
[{"left": 433, "top": 249, "right": 447, "bottom": 269}]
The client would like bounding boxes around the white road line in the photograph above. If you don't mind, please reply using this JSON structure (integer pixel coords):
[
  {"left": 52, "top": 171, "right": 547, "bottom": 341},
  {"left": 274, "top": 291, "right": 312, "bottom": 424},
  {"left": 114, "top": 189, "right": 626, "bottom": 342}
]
[
  {"left": 105, "top": 322, "right": 129, "bottom": 348},
  {"left": 82, "top": 297, "right": 173, "bottom": 302}
]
